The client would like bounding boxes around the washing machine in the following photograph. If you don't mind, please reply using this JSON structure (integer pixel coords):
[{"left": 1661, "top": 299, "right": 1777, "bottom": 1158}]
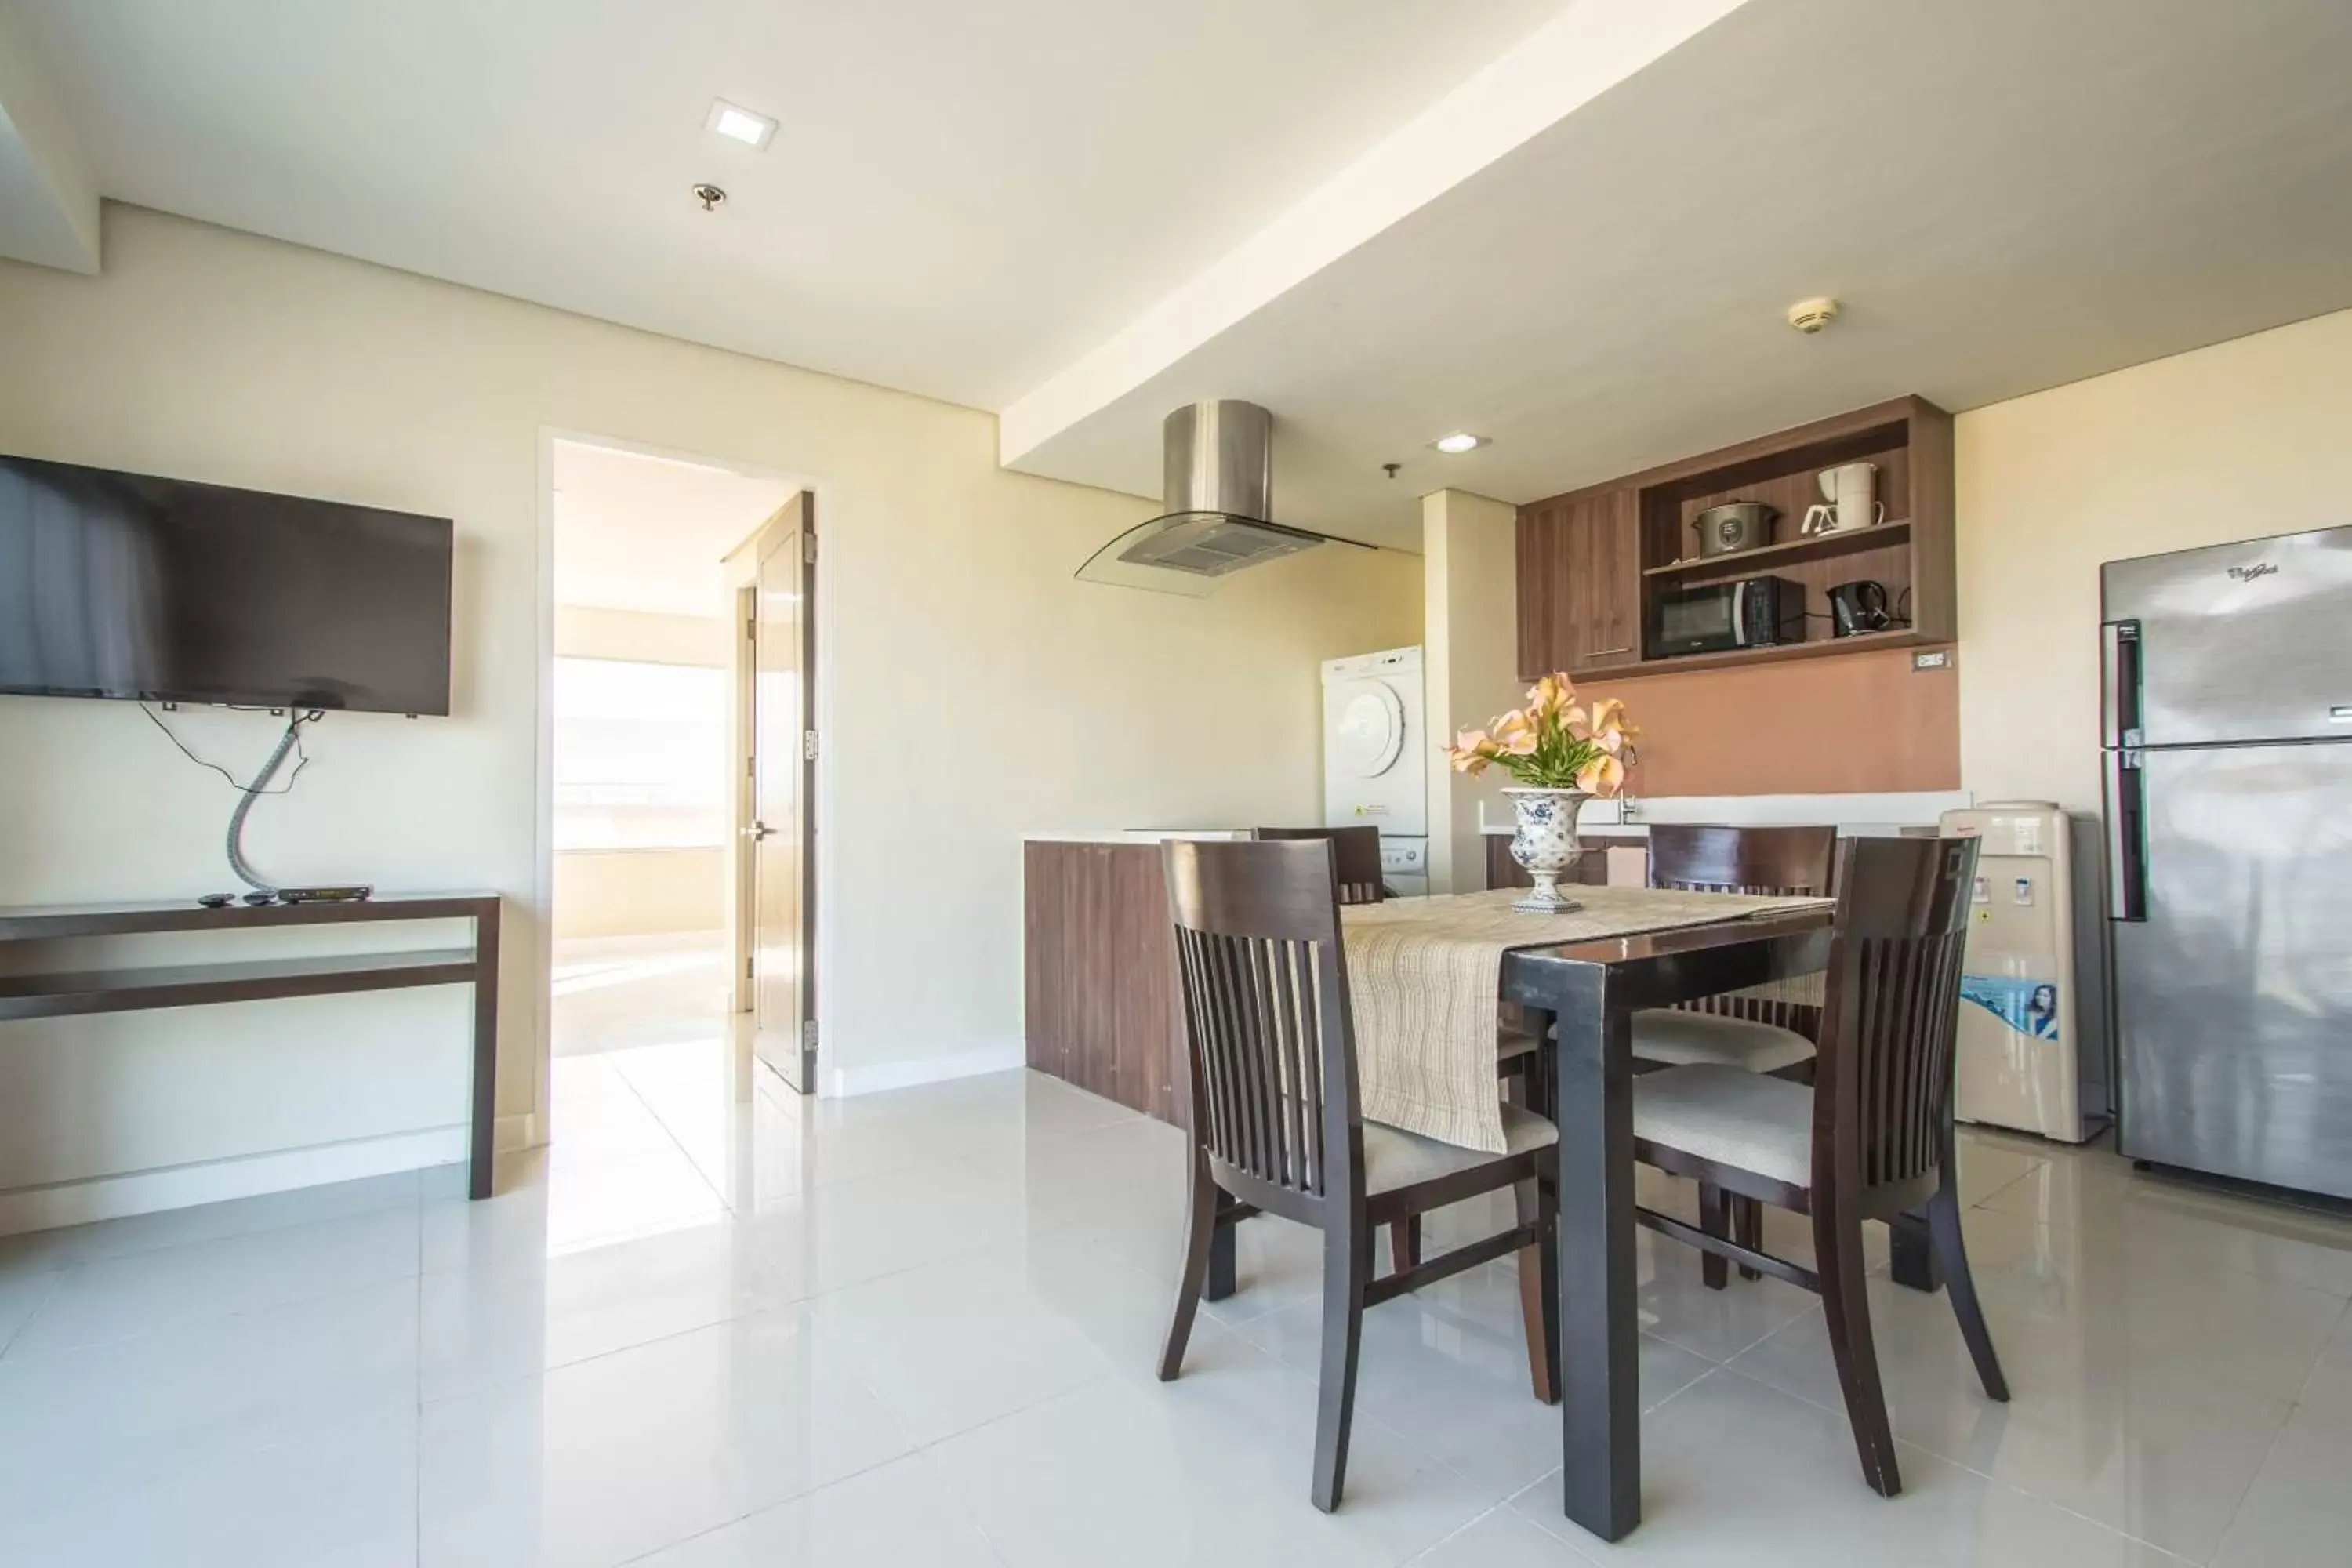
[{"left": 1323, "top": 646, "right": 1428, "bottom": 896}]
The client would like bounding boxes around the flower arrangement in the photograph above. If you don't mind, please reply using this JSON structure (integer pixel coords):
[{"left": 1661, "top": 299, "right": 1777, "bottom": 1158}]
[{"left": 1444, "top": 673, "right": 1637, "bottom": 796}]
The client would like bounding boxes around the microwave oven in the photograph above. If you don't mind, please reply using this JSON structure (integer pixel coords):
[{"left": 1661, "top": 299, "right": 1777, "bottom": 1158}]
[{"left": 1650, "top": 575, "right": 1806, "bottom": 657}]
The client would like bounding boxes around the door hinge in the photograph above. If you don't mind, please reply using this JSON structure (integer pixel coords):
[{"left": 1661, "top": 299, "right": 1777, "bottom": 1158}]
[
  {"left": 746, "top": 954, "right": 755, "bottom": 980},
  {"left": 801, "top": 1018, "right": 818, "bottom": 1051},
  {"left": 803, "top": 532, "right": 818, "bottom": 564},
  {"left": 803, "top": 729, "right": 819, "bottom": 760}
]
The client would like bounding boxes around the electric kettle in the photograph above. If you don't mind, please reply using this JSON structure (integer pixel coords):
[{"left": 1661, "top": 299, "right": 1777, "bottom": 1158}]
[{"left": 1828, "top": 579, "right": 1892, "bottom": 636}]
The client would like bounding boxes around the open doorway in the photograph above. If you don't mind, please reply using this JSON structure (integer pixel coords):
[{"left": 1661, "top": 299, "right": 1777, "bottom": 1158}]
[{"left": 546, "top": 439, "right": 811, "bottom": 1121}]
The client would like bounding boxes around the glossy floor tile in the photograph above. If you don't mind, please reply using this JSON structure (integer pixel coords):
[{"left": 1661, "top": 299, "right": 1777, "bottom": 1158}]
[{"left": 5, "top": 972, "right": 2352, "bottom": 1566}]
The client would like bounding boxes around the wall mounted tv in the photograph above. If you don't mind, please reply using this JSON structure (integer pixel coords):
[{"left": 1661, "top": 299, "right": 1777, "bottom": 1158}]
[{"left": 0, "top": 454, "right": 453, "bottom": 716}]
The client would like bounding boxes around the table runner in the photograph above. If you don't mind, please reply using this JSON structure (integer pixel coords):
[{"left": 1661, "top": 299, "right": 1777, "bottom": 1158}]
[{"left": 1339, "top": 887, "right": 1833, "bottom": 1153}]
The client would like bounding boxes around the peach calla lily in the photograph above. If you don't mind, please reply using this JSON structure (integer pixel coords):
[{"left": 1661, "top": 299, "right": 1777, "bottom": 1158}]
[
  {"left": 1436, "top": 672, "right": 1637, "bottom": 797},
  {"left": 1574, "top": 753, "right": 1625, "bottom": 795}
]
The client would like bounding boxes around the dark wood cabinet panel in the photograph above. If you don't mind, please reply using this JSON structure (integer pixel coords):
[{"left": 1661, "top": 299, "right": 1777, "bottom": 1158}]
[
  {"left": 1516, "top": 500, "right": 1567, "bottom": 681},
  {"left": 1572, "top": 490, "right": 1641, "bottom": 670},
  {"left": 1023, "top": 841, "right": 1183, "bottom": 1126},
  {"left": 1516, "top": 396, "right": 1955, "bottom": 681},
  {"left": 1518, "top": 491, "right": 1639, "bottom": 678}
]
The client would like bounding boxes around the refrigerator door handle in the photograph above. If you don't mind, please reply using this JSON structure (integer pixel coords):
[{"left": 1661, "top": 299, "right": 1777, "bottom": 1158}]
[
  {"left": 2105, "top": 746, "right": 2147, "bottom": 921},
  {"left": 2102, "top": 619, "right": 2143, "bottom": 747}
]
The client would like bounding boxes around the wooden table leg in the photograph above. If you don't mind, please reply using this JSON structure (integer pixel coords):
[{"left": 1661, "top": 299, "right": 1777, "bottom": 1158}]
[
  {"left": 467, "top": 902, "right": 501, "bottom": 1201},
  {"left": 1889, "top": 1207, "right": 1942, "bottom": 1293},
  {"left": 1552, "top": 983, "right": 1642, "bottom": 1541}
]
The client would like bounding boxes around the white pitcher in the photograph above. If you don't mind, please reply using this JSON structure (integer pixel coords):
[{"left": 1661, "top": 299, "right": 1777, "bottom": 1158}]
[{"left": 1804, "top": 462, "right": 1885, "bottom": 535}]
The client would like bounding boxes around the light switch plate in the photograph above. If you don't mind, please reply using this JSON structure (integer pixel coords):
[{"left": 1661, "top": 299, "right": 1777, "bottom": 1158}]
[{"left": 1913, "top": 649, "right": 1952, "bottom": 671}]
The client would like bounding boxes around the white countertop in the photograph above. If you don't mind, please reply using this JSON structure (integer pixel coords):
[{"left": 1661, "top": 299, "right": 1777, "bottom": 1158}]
[
  {"left": 1024, "top": 829, "right": 1254, "bottom": 845},
  {"left": 1479, "top": 790, "right": 1971, "bottom": 837}
]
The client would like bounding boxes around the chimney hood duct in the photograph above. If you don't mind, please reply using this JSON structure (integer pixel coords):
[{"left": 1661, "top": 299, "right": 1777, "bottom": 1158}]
[{"left": 1076, "top": 400, "right": 1367, "bottom": 596}]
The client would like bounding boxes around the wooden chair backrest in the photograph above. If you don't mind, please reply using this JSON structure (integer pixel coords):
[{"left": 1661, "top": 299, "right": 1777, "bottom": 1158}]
[
  {"left": 1646, "top": 823, "right": 1838, "bottom": 898},
  {"left": 1648, "top": 823, "right": 1838, "bottom": 1031},
  {"left": 1251, "top": 826, "right": 1385, "bottom": 906},
  {"left": 1163, "top": 837, "right": 1362, "bottom": 1218},
  {"left": 1813, "top": 834, "right": 1981, "bottom": 1214}
]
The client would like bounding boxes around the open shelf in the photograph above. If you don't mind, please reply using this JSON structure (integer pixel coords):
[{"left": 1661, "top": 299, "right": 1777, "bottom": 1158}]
[
  {"left": 1643, "top": 521, "right": 1912, "bottom": 579},
  {"left": 0, "top": 948, "right": 480, "bottom": 1021},
  {"left": 1572, "top": 628, "right": 1929, "bottom": 681}
]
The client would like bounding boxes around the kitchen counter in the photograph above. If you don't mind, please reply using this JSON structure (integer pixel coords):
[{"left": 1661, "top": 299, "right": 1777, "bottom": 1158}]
[
  {"left": 1022, "top": 829, "right": 1251, "bottom": 845},
  {"left": 1478, "top": 789, "right": 1969, "bottom": 837}
]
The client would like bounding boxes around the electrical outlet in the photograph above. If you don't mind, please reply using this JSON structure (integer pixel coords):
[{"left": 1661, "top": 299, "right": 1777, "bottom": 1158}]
[{"left": 1913, "top": 649, "right": 1952, "bottom": 672}]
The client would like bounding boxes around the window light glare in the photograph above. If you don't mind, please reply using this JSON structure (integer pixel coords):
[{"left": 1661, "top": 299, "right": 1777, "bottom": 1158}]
[
  {"left": 1432, "top": 433, "right": 1486, "bottom": 454},
  {"left": 707, "top": 101, "right": 777, "bottom": 150}
]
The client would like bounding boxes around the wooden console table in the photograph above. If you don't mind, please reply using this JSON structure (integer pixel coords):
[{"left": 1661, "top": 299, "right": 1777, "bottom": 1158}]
[{"left": 0, "top": 894, "right": 503, "bottom": 1199}]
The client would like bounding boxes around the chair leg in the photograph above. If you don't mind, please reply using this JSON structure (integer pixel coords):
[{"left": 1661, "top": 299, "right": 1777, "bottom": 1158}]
[
  {"left": 1389, "top": 1214, "right": 1421, "bottom": 1276},
  {"left": 1928, "top": 1178, "right": 2009, "bottom": 1403},
  {"left": 1734, "top": 1196, "right": 1763, "bottom": 1282},
  {"left": 1311, "top": 1222, "right": 1370, "bottom": 1512},
  {"left": 1513, "top": 1176, "right": 1561, "bottom": 1404},
  {"left": 1813, "top": 1200, "right": 1901, "bottom": 1497},
  {"left": 1697, "top": 1182, "right": 1729, "bottom": 1291},
  {"left": 1157, "top": 1147, "right": 1218, "bottom": 1381}
]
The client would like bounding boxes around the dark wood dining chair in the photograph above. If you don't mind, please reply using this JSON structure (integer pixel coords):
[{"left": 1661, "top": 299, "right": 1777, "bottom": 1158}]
[
  {"left": 1250, "top": 825, "right": 1386, "bottom": 905},
  {"left": 1635, "top": 823, "right": 1837, "bottom": 1282},
  {"left": 1278, "top": 819, "right": 1547, "bottom": 1279},
  {"left": 1157, "top": 837, "right": 1561, "bottom": 1512},
  {"left": 1629, "top": 834, "right": 2008, "bottom": 1497}
]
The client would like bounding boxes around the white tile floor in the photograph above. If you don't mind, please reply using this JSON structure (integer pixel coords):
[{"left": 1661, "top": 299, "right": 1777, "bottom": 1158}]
[{"left": 5, "top": 1031, "right": 2352, "bottom": 1563}]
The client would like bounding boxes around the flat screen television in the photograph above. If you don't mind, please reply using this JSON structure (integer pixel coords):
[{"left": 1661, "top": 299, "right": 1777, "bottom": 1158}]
[{"left": 0, "top": 454, "right": 453, "bottom": 716}]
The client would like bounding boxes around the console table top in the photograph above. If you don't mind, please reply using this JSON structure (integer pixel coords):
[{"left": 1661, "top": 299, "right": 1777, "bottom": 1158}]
[{"left": 0, "top": 894, "right": 500, "bottom": 940}]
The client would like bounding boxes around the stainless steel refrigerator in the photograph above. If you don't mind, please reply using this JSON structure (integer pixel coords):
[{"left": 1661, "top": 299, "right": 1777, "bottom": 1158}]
[{"left": 2103, "top": 524, "right": 2352, "bottom": 1199}]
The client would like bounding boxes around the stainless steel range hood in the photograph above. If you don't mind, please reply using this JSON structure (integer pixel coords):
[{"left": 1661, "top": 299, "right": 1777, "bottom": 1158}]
[{"left": 1076, "top": 400, "right": 1363, "bottom": 596}]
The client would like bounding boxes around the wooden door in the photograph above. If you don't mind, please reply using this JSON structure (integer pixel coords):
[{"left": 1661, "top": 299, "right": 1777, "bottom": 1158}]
[
  {"left": 751, "top": 493, "right": 816, "bottom": 1092},
  {"left": 1570, "top": 491, "right": 1641, "bottom": 670},
  {"left": 1581, "top": 491, "right": 1637, "bottom": 662},
  {"left": 1515, "top": 500, "right": 1566, "bottom": 681}
]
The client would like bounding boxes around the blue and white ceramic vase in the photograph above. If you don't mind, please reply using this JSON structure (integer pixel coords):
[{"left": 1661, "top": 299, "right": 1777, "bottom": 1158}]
[{"left": 1504, "top": 787, "right": 1589, "bottom": 913}]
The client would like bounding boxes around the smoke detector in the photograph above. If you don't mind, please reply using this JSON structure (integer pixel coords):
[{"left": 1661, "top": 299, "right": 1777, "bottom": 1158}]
[{"left": 1786, "top": 296, "right": 1840, "bottom": 335}]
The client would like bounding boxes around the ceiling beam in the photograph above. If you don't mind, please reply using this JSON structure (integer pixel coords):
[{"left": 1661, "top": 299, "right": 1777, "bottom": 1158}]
[
  {"left": 0, "top": 3, "right": 100, "bottom": 273},
  {"left": 995, "top": 0, "right": 1749, "bottom": 473}
]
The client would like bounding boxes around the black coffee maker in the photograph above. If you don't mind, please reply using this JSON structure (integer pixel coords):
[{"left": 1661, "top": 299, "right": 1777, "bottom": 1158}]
[{"left": 1828, "top": 579, "right": 1892, "bottom": 636}]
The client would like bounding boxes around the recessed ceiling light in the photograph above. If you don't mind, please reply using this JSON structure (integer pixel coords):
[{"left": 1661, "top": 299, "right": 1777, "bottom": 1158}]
[
  {"left": 706, "top": 100, "right": 777, "bottom": 150},
  {"left": 1432, "top": 433, "right": 1487, "bottom": 454}
]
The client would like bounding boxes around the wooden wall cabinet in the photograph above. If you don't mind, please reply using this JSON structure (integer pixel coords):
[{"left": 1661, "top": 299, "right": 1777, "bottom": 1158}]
[
  {"left": 1516, "top": 397, "right": 1955, "bottom": 681},
  {"left": 1518, "top": 491, "right": 1639, "bottom": 676}
]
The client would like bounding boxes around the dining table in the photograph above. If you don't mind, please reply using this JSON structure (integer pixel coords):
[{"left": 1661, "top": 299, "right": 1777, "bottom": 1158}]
[
  {"left": 1502, "top": 902, "right": 1944, "bottom": 1542},
  {"left": 1192, "top": 892, "right": 1946, "bottom": 1542}
]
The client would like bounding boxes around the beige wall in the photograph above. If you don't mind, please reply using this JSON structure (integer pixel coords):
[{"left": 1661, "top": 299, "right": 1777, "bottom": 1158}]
[
  {"left": 552, "top": 603, "right": 731, "bottom": 941},
  {"left": 554, "top": 603, "right": 731, "bottom": 666},
  {"left": 1955, "top": 307, "right": 2352, "bottom": 815},
  {"left": 553, "top": 848, "right": 725, "bottom": 940},
  {"left": 0, "top": 205, "right": 1420, "bottom": 1222},
  {"left": 1421, "top": 489, "right": 1521, "bottom": 893}
]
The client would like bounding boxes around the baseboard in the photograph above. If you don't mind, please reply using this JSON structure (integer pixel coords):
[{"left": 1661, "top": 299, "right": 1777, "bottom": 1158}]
[
  {"left": 0, "top": 1124, "right": 470, "bottom": 1238},
  {"left": 822, "top": 1042, "right": 1025, "bottom": 1099}
]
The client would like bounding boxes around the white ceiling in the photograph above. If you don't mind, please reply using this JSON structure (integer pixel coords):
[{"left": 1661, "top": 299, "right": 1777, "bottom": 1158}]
[
  {"left": 3, "top": 0, "right": 1564, "bottom": 411},
  {"left": 1006, "top": 0, "right": 2352, "bottom": 546},
  {"left": 551, "top": 441, "right": 797, "bottom": 619},
  {"left": 5, "top": 0, "right": 2347, "bottom": 561}
]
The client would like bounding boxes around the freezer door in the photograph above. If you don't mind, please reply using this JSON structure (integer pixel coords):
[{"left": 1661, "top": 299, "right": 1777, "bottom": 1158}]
[
  {"left": 2114, "top": 740, "right": 2352, "bottom": 1196},
  {"left": 2101, "top": 525, "right": 2352, "bottom": 746}
]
